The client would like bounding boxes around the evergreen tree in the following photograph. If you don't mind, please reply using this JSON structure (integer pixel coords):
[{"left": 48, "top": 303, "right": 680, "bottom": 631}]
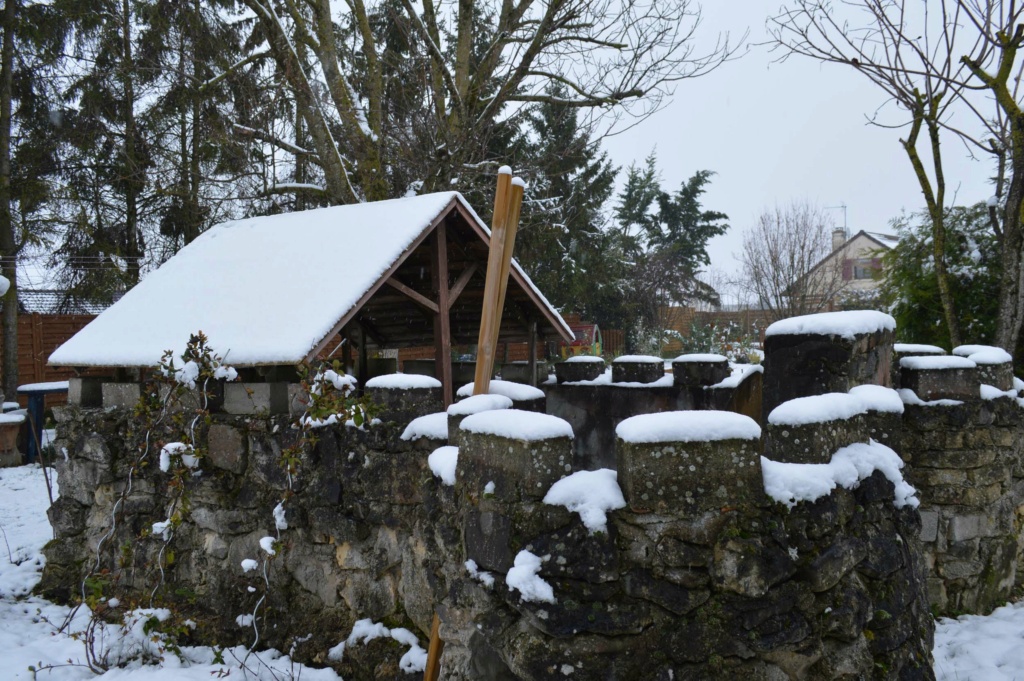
[
  {"left": 880, "top": 203, "right": 1001, "bottom": 350},
  {"left": 610, "top": 155, "right": 728, "bottom": 351},
  {"left": 513, "top": 86, "right": 617, "bottom": 315},
  {"left": 0, "top": 0, "right": 67, "bottom": 394}
]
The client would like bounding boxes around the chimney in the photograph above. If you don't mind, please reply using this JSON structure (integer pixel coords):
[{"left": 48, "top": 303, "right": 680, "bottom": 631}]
[{"left": 832, "top": 228, "right": 847, "bottom": 251}]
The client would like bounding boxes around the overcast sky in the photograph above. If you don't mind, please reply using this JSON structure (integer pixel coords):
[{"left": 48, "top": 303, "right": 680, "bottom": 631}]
[{"left": 600, "top": 1, "right": 994, "bottom": 279}]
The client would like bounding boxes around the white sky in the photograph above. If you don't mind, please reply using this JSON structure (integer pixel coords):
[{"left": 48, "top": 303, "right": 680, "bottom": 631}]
[{"left": 601, "top": 1, "right": 994, "bottom": 279}]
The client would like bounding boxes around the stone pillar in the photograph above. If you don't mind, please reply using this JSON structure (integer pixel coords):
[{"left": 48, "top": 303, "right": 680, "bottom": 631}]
[
  {"left": 672, "top": 353, "right": 730, "bottom": 387},
  {"left": 364, "top": 374, "right": 444, "bottom": 427},
  {"left": 899, "top": 356, "right": 979, "bottom": 401},
  {"left": 611, "top": 355, "right": 664, "bottom": 384},
  {"left": 456, "top": 409, "right": 574, "bottom": 501},
  {"left": 615, "top": 410, "right": 762, "bottom": 512},
  {"left": 762, "top": 310, "right": 894, "bottom": 417},
  {"left": 763, "top": 393, "right": 866, "bottom": 464},
  {"left": 554, "top": 356, "right": 606, "bottom": 383},
  {"left": 891, "top": 343, "right": 945, "bottom": 389},
  {"left": 953, "top": 344, "right": 1014, "bottom": 391}
]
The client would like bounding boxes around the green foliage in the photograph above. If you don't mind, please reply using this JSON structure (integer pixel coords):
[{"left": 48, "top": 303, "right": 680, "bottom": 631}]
[
  {"left": 879, "top": 203, "right": 1000, "bottom": 348},
  {"left": 510, "top": 84, "right": 618, "bottom": 317},
  {"left": 608, "top": 155, "right": 728, "bottom": 349}
]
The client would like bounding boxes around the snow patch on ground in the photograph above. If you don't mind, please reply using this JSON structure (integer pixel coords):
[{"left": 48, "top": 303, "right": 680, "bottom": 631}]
[
  {"left": 761, "top": 440, "right": 918, "bottom": 510},
  {"left": 543, "top": 469, "right": 625, "bottom": 534},
  {"left": 934, "top": 600, "right": 1024, "bottom": 680}
]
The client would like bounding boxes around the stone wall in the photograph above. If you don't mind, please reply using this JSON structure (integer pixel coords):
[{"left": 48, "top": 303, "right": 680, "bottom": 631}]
[
  {"left": 40, "top": 380, "right": 934, "bottom": 680},
  {"left": 901, "top": 397, "right": 1024, "bottom": 615}
]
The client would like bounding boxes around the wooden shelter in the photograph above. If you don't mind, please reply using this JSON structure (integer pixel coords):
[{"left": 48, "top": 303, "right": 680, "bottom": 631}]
[{"left": 49, "top": 192, "right": 573, "bottom": 403}]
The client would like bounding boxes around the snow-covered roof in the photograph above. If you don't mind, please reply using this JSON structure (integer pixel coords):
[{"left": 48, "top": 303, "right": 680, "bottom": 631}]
[
  {"left": 49, "top": 192, "right": 572, "bottom": 367},
  {"left": 864, "top": 232, "right": 899, "bottom": 249}
]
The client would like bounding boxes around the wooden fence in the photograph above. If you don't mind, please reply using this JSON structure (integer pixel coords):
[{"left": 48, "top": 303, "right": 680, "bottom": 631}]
[{"left": 0, "top": 313, "right": 96, "bottom": 409}]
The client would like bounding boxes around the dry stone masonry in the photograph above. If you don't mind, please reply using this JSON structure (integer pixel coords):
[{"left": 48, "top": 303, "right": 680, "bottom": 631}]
[{"left": 37, "top": 309, "right": 1024, "bottom": 679}]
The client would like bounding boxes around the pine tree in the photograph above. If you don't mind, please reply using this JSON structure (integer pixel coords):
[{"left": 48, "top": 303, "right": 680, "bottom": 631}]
[
  {"left": 0, "top": 0, "right": 67, "bottom": 394},
  {"left": 513, "top": 85, "right": 617, "bottom": 314},
  {"left": 611, "top": 155, "right": 728, "bottom": 351}
]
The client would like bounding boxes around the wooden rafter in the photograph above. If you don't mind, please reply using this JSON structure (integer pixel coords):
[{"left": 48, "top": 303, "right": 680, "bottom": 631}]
[{"left": 385, "top": 277, "right": 439, "bottom": 314}]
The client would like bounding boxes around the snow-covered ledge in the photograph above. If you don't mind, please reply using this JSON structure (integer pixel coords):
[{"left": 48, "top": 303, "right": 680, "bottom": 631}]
[
  {"left": 614, "top": 411, "right": 762, "bottom": 513},
  {"left": 456, "top": 409, "right": 574, "bottom": 501}
]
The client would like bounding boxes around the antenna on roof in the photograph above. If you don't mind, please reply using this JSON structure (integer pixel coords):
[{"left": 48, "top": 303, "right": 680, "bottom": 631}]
[{"left": 825, "top": 203, "right": 848, "bottom": 235}]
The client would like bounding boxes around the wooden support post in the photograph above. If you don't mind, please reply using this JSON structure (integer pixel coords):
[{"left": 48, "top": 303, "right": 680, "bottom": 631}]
[
  {"left": 424, "top": 613, "right": 444, "bottom": 681},
  {"left": 473, "top": 168, "right": 513, "bottom": 394},
  {"left": 342, "top": 333, "right": 352, "bottom": 374},
  {"left": 427, "top": 167, "right": 517, "bottom": 681},
  {"left": 357, "top": 326, "right": 367, "bottom": 388},
  {"left": 432, "top": 220, "right": 453, "bottom": 407},
  {"left": 528, "top": 319, "right": 538, "bottom": 387}
]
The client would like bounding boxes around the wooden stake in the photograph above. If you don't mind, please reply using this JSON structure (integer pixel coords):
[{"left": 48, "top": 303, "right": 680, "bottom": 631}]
[
  {"left": 473, "top": 167, "right": 513, "bottom": 395},
  {"left": 423, "top": 613, "right": 443, "bottom": 681},
  {"left": 425, "top": 167, "right": 515, "bottom": 681},
  {"left": 493, "top": 179, "right": 525, "bottom": 344}
]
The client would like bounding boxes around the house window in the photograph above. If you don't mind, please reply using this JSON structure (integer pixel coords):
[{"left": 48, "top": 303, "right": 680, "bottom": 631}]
[{"left": 852, "top": 258, "right": 877, "bottom": 280}]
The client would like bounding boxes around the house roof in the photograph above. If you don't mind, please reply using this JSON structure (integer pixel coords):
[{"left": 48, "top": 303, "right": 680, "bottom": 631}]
[
  {"left": 49, "top": 192, "right": 572, "bottom": 368},
  {"left": 862, "top": 231, "right": 899, "bottom": 250}
]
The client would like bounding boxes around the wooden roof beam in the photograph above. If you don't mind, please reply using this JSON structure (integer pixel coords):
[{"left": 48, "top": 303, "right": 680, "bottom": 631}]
[
  {"left": 385, "top": 277, "right": 439, "bottom": 314},
  {"left": 448, "top": 262, "right": 479, "bottom": 309}
]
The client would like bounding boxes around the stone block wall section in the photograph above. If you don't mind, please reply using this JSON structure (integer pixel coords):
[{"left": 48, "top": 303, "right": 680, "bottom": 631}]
[
  {"left": 760, "top": 316, "right": 1024, "bottom": 619},
  {"left": 901, "top": 397, "right": 1024, "bottom": 615}
]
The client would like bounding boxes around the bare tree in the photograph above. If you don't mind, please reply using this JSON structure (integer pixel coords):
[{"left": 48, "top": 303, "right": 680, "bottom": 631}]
[
  {"left": 768, "top": 1, "right": 1024, "bottom": 351},
  {"left": 232, "top": 0, "right": 738, "bottom": 204},
  {"left": 740, "top": 202, "right": 848, "bottom": 322}
]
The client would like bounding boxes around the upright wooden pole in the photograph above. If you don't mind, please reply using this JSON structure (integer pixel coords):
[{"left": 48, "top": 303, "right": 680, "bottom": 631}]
[
  {"left": 527, "top": 319, "right": 538, "bottom": 386},
  {"left": 473, "top": 167, "right": 513, "bottom": 394},
  {"left": 493, "top": 179, "right": 525, "bottom": 343},
  {"left": 357, "top": 326, "right": 367, "bottom": 388},
  {"left": 432, "top": 220, "right": 453, "bottom": 406},
  {"left": 425, "top": 168, "right": 517, "bottom": 681}
]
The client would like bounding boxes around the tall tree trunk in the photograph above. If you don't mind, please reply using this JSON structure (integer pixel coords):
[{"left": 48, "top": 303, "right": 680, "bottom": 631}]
[
  {"left": 186, "top": 0, "right": 202, "bottom": 243},
  {"left": 122, "top": 0, "right": 142, "bottom": 281},
  {"left": 0, "top": 0, "right": 17, "bottom": 398},
  {"left": 996, "top": 112, "right": 1024, "bottom": 352}
]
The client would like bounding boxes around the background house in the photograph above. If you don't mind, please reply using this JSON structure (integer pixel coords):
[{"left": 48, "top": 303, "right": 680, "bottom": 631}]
[{"left": 802, "top": 228, "right": 899, "bottom": 308}]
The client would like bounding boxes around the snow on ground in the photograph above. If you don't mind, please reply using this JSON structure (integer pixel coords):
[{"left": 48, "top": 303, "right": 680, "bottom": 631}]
[
  {"left": 0, "top": 460, "right": 1019, "bottom": 678},
  {"left": 0, "top": 465, "right": 342, "bottom": 680}
]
